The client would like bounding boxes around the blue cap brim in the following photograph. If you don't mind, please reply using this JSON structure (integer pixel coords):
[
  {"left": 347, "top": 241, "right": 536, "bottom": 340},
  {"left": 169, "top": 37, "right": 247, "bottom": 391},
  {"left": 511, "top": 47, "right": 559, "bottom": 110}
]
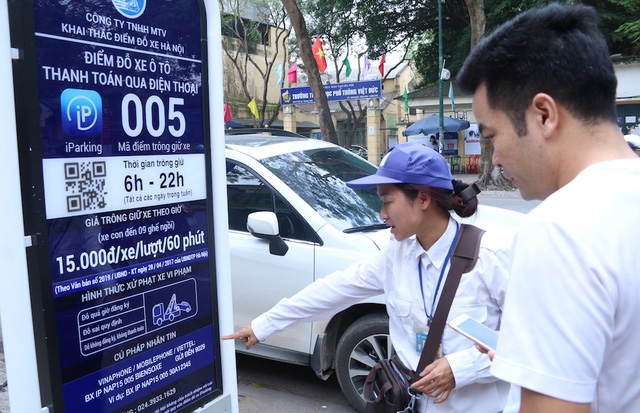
[{"left": 346, "top": 175, "right": 404, "bottom": 189}]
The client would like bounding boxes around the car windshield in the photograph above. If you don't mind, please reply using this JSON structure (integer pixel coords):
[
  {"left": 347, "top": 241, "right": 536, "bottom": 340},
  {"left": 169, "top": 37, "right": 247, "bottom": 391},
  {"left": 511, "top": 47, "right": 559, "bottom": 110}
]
[{"left": 260, "top": 147, "right": 383, "bottom": 231}]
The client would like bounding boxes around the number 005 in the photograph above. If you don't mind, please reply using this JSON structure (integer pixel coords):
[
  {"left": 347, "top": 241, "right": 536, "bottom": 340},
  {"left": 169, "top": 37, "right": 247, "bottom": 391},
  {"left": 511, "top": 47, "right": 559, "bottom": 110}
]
[{"left": 121, "top": 93, "right": 186, "bottom": 138}]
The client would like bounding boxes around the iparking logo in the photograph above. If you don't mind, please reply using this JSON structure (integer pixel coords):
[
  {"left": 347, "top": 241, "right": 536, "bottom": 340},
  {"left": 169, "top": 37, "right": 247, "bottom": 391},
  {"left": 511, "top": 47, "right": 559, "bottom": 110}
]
[{"left": 60, "top": 89, "right": 102, "bottom": 137}]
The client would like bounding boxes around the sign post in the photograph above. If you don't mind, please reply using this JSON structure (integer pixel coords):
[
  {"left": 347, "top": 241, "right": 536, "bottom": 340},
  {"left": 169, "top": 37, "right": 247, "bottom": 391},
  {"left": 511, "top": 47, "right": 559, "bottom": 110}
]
[
  {"left": 1, "top": 0, "right": 237, "bottom": 412},
  {"left": 280, "top": 80, "right": 382, "bottom": 105}
]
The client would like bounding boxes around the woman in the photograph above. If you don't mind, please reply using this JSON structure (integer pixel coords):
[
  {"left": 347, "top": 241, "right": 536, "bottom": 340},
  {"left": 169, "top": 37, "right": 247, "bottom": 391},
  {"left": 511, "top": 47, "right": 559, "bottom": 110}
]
[
  {"left": 428, "top": 135, "right": 439, "bottom": 151},
  {"left": 223, "top": 143, "right": 510, "bottom": 412}
]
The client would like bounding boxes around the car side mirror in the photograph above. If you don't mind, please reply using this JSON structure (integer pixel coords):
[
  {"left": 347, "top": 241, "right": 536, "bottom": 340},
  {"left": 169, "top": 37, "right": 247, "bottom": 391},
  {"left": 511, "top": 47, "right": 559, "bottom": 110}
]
[
  {"left": 246, "top": 211, "right": 289, "bottom": 256},
  {"left": 247, "top": 211, "right": 279, "bottom": 237}
]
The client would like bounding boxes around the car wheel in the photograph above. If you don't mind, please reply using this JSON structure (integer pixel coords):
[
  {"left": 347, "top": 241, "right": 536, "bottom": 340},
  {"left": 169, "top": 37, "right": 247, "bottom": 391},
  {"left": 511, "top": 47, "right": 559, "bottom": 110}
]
[{"left": 335, "top": 313, "right": 393, "bottom": 412}]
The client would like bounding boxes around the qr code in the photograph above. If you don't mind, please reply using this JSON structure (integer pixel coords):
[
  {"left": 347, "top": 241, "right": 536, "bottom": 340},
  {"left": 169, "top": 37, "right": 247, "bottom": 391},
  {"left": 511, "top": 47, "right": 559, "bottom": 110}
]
[{"left": 64, "top": 161, "right": 107, "bottom": 212}]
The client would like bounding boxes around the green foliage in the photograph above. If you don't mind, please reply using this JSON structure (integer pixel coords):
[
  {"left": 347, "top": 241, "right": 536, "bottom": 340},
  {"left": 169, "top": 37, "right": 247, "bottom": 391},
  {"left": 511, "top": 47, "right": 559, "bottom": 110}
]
[
  {"left": 410, "top": 0, "right": 473, "bottom": 87},
  {"left": 412, "top": 0, "right": 640, "bottom": 85},
  {"left": 617, "top": 21, "right": 640, "bottom": 43},
  {"left": 485, "top": 0, "right": 638, "bottom": 56},
  {"left": 356, "top": 0, "right": 435, "bottom": 58},
  {"left": 584, "top": 0, "right": 639, "bottom": 55},
  {"left": 614, "top": 0, "right": 640, "bottom": 47},
  {"left": 301, "top": 0, "right": 639, "bottom": 89}
]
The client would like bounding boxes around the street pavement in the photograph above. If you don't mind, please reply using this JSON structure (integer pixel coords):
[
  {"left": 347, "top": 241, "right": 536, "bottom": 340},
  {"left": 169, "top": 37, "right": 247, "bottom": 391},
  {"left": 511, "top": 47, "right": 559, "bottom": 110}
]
[
  {"left": 235, "top": 354, "right": 357, "bottom": 412},
  {"left": 0, "top": 174, "right": 527, "bottom": 413},
  {"left": 455, "top": 173, "right": 542, "bottom": 214}
]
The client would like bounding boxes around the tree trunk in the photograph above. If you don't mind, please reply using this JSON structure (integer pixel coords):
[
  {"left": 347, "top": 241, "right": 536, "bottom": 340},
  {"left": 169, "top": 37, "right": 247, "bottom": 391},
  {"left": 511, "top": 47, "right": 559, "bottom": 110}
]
[
  {"left": 464, "top": 0, "right": 511, "bottom": 190},
  {"left": 464, "top": 0, "right": 485, "bottom": 48},
  {"left": 477, "top": 136, "right": 491, "bottom": 185},
  {"left": 465, "top": 0, "right": 493, "bottom": 185},
  {"left": 281, "top": 0, "right": 338, "bottom": 143},
  {"left": 476, "top": 137, "right": 515, "bottom": 190}
]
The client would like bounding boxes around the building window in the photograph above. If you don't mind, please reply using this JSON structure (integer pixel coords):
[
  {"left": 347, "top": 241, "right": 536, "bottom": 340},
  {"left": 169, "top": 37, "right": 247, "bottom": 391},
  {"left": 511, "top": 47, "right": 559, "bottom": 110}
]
[
  {"left": 259, "top": 24, "right": 269, "bottom": 46},
  {"left": 221, "top": 15, "right": 270, "bottom": 51}
]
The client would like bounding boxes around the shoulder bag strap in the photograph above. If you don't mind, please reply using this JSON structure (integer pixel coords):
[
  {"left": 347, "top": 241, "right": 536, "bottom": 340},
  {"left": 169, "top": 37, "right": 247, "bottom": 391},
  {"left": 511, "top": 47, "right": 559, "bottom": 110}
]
[{"left": 411, "top": 224, "right": 485, "bottom": 382}]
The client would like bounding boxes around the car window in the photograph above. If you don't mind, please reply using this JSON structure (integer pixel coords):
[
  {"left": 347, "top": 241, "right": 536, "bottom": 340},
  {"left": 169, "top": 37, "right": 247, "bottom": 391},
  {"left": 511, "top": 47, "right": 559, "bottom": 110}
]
[
  {"left": 226, "top": 162, "right": 320, "bottom": 243},
  {"left": 260, "top": 147, "right": 383, "bottom": 231}
]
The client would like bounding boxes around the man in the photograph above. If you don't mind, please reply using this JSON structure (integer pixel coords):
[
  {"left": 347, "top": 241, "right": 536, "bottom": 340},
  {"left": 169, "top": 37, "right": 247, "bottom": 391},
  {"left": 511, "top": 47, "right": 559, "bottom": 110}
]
[{"left": 457, "top": 3, "right": 640, "bottom": 413}]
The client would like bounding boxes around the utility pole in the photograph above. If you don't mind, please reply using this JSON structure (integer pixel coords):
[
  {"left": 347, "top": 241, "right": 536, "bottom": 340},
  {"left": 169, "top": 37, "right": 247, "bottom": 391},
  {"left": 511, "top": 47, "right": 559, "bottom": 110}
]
[{"left": 438, "top": 0, "right": 444, "bottom": 154}]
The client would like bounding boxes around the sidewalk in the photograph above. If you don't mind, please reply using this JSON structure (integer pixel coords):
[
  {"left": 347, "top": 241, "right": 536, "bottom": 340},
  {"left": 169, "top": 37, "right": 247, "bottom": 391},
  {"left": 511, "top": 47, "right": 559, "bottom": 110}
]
[{"left": 453, "top": 173, "right": 523, "bottom": 198}]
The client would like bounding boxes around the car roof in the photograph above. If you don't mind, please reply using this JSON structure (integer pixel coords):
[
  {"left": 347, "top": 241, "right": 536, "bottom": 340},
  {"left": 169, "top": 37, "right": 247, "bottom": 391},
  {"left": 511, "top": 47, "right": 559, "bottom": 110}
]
[{"left": 225, "top": 129, "right": 339, "bottom": 160}]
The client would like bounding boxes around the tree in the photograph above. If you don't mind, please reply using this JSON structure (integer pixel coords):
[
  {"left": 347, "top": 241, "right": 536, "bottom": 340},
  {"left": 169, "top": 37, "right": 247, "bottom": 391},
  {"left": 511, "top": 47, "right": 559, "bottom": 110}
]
[
  {"left": 475, "top": 0, "right": 640, "bottom": 189},
  {"left": 594, "top": 0, "right": 640, "bottom": 56},
  {"left": 303, "top": 0, "right": 366, "bottom": 146},
  {"left": 465, "top": 0, "right": 486, "bottom": 48},
  {"left": 616, "top": 0, "right": 640, "bottom": 52},
  {"left": 303, "top": 0, "right": 412, "bottom": 149},
  {"left": 281, "top": 0, "right": 338, "bottom": 143},
  {"left": 219, "top": 0, "right": 291, "bottom": 127},
  {"left": 410, "top": 0, "right": 639, "bottom": 87}
]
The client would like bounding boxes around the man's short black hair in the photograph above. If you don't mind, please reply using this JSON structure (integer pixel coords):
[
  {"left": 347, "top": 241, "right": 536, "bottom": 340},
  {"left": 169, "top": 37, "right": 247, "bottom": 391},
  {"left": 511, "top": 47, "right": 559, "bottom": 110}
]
[{"left": 457, "top": 3, "right": 618, "bottom": 136}]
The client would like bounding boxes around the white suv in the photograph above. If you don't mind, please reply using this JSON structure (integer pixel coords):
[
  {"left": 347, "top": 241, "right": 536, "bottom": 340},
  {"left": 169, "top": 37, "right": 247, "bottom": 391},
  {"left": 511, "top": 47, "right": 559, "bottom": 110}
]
[{"left": 224, "top": 129, "right": 524, "bottom": 411}]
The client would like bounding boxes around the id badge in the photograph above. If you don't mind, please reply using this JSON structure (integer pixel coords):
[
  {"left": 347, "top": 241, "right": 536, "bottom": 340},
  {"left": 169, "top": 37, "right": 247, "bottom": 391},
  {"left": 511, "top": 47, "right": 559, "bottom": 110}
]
[
  {"left": 414, "top": 321, "right": 429, "bottom": 353},
  {"left": 414, "top": 321, "right": 443, "bottom": 357}
]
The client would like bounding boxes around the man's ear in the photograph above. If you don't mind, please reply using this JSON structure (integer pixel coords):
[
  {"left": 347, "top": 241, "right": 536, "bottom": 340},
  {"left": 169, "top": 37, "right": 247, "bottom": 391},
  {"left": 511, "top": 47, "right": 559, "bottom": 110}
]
[{"left": 531, "top": 93, "right": 558, "bottom": 138}]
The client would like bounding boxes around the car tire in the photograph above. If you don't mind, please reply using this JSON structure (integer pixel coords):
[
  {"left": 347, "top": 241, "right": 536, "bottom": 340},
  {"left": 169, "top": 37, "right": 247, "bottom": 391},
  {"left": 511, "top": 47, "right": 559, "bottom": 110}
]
[{"left": 335, "top": 313, "right": 393, "bottom": 412}]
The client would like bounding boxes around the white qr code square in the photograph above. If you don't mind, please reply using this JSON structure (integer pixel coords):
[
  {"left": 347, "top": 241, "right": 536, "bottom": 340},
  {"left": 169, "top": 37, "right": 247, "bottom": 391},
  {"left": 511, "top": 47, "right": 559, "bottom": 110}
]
[{"left": 64, "top": 161, "right": 107, "bottom": 212}]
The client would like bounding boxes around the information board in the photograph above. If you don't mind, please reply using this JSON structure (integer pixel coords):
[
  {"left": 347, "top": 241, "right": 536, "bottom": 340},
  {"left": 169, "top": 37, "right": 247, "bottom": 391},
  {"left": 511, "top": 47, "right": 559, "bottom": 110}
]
[
  {"left": 26, "top": 0, "right": 222, "bottom": 412},
  {"left": 438, "top": 132, "right": 459, "bottom": 155}
]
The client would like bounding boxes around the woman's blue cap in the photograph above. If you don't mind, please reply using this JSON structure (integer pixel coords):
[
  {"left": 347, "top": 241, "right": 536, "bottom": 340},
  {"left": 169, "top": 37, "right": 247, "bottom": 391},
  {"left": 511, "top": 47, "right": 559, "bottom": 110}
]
[{"left": 346, "top": 142, "right": 454, "bottom": 190}]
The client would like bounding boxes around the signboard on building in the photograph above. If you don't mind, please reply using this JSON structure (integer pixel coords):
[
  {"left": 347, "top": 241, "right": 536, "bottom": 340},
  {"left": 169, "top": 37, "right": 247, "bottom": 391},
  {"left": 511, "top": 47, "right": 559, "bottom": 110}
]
[
  {"left": 8, "top": 0, "right": 227, "bottom": 411},
  {"left": 280, "top": 80, "right": 382, "bottom": 105}
]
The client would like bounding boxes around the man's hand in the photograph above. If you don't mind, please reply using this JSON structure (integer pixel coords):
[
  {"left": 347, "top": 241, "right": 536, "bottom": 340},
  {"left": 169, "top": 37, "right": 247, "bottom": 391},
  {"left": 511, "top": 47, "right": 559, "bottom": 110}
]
[
  {"left": 411, "top": 357, "right": 456, "bottom": 403},
  {"left": 475, "top": 343, "right": 496, "bottom": 361},
  {"left": 222, "top": 324, "right": 260, "bottom": 348}
]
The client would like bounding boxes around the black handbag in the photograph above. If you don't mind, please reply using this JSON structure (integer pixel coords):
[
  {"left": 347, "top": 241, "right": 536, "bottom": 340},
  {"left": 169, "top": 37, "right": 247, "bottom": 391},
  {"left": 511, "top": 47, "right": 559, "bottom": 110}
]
[
  {"left": 363, "top": 355, "right": 418, "bottom": 413},
  {"left": 363, "top": 224, "right": 485, "bottom": 413}
]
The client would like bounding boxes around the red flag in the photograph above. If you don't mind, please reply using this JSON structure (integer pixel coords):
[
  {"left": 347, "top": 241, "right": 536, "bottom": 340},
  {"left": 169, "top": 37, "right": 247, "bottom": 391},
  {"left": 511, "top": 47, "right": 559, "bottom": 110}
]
[
  {"left": 312, "top": 35, "right": 327, "bottom": 73},
  {"left": 378, "top": 54, "right": 386, "bottom": 77},
  {"left": 224, "top": 101, "right": 232, "bottom": 122}
]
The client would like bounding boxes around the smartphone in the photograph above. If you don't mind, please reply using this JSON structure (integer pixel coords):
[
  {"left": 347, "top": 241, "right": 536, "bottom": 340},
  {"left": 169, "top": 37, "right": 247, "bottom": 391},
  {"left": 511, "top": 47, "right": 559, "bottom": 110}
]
[{"left": 448, "top": 314, "right": 498, "bottom": 352}]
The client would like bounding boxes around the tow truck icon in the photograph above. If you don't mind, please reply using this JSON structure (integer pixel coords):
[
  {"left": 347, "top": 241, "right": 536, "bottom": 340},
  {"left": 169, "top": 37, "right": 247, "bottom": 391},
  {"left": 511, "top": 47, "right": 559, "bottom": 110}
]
[{"left": 152, "top": 294, "right": 191, "bottom": 326}]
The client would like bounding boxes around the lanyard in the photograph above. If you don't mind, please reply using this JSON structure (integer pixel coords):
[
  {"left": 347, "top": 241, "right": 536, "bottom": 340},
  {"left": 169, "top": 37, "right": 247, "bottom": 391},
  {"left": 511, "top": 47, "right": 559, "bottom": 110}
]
[{"left": 418, "top": 222, "right": 460, "bottom": 325}]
